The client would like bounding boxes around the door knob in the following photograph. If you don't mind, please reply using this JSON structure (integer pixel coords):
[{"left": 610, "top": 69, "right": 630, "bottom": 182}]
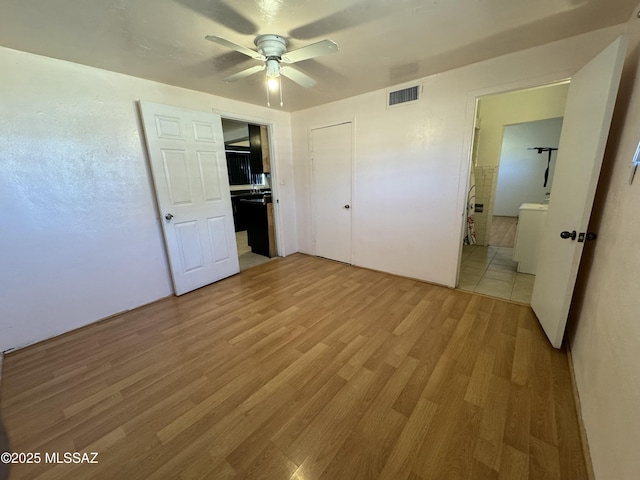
[
  {"left": 560, "top": 230, "right": 576, "bottom": 240},
  {"left": 586, "top": 232, "right": 597, "bottom": 241},
  {"left": 165, "top": 213, "right": 174, "bottom": 220},
  {"left": 344, "top": 205, "right": 350, "bottom": 209}
]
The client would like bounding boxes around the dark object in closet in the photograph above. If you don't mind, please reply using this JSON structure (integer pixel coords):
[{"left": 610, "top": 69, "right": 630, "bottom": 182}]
[
  {"left": 226, "top": 148, "right": 252, "bottom": 185},
  {"left": 249, "top": 124, "right": 264, "bottom": 174},
  {"left": 238, "top": 195, "right": 273, "bottom": 256}
]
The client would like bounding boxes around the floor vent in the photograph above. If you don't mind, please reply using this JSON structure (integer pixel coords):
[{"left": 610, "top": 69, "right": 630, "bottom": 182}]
[{"left": 387, "top": 85, "right": 421, "bottom": 107}]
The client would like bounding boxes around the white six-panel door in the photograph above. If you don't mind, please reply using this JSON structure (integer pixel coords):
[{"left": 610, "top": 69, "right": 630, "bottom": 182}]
[{"left": 139, "top": 101, "right": 239, "bottom": 295}]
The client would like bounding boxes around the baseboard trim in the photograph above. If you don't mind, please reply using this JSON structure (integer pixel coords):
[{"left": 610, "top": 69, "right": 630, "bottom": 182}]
[{"left": 566, "top": 340, "right": 596, "bottom": 480}]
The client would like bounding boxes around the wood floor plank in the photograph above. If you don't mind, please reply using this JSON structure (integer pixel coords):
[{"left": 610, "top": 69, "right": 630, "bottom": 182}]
[
  {"left": 464, "top": 346, "right": 496, "bottom": 407},
  {"left": 499, "top": 445, "right": 529, "bottom": 480},
  {"left": 471, "top": 458, "right": 500, "bottom": 480},
  {"left": 529, "top": 334, "right": 558, "bottom": 447},
  {"left": 378, "top": 397, "right": 439, "bottom": 480},
  {"left": 281, "top": 366, "right": 377, "bottom": 466},
  {"left": 0, "top": 254, "right": 588, "bottom": 480},
  {"left": 320, "top": 410, "right": 407, "bottom": 479},
  {"left": 414, "top": 375, "right": 474, "bottom": 478},
  {"left": 511, "top": 327, "right": 533, "bottom": 386},
  {"left": 549, "top": 348, "right": 590, "bottom": 480},
  {"left": 428, "top": 399, "right": 482, "bottom": 480},
  {"left": 493, "top": 333, "right": 517, "bottom": 380},
  {"left": 529, "top": 436, "right": 562, "bottom": 480},
  {"left": 392, "top": 357, "right": 438, "bottom": 418},
  {"left": 357, "top": 356, "right": 419, "bottom": 440},
  {"left": 503, "top": 383, "right": 531, "bottom": 454},
  {"left": 229, "top": 374, "right": 346, "bottom": 475},
  {"left": 236, "top": 442, "right": 298, "bottom": 480}
]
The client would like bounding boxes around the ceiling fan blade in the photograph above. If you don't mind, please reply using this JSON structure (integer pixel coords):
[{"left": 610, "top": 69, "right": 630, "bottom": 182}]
[
  {"left": 289, "top": 1, "right": 397, "bottom": 40},
  {"left": 224, "top": 64, "right": 266, "bottom": 82},
  {"left": 205, "top": 35, "right": 265, "bottom": 61},
  {"left": 281, "top": 39, "right": 338, "bottom": 64},
  {"left": 280, "top": 66, "right": 317, "bottom": 88},
  {"left": 176, "top": 0, "right": 258, "bottom": 35}
]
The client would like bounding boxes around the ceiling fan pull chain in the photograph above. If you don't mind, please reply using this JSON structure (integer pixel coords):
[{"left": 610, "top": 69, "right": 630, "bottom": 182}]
[
  {"left": 280, "top": 79, "right": 284, "bottom": 108},
  {"left": 266, "top": 83, "right": 271, "bottom": 107}
]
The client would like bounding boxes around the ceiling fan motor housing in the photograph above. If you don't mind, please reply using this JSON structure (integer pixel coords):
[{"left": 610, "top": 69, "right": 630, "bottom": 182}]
[{"left": 254, "top": 34, "right": 287, "bottom": 59}]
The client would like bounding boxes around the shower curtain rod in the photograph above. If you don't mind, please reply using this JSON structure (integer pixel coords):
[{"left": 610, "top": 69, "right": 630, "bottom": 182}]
[
  {"left": 528, "top": 147, "right": 558, "bottom": 154},
  {"left": 528, "top": 146, "right": 558, "bottom": 188}
]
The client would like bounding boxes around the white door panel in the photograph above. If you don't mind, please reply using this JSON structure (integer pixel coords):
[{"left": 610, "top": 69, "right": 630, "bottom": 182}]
[
  {"left": 531, "top": 37, "right": 626, "bottom": 348},
  {"left": 311, "top": 123, "right": 352, "bottom": 264},
  {"left": 140, "top": 101, "right": 239, "bottom": 295},
  {"left": 198, "top": 152, "right": 224, "bottom": 202},
  {"left": 162, "top": 149, "right": 192, "bottom": 204},
  {"left": 208, "top": 216, "right": 232, "bottom": 263},
  {"left": 175, "top": 221, "right": 204, "bottom": 271}
]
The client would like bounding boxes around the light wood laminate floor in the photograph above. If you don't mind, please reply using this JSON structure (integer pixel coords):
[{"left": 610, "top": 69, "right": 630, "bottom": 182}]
[{"left": 0, "top": 254, "right": 586, "bottom": 479}]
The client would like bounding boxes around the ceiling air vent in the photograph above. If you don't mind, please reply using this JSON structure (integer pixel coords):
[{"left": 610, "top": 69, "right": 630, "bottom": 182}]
[{"left": 387, "top": 85, "right": 421, "bottom": 108}]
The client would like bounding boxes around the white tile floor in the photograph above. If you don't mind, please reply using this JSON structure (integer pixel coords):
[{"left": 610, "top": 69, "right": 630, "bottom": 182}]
[
  {"left": 236, "top": 231, "right": 273, "bottom": 271},
  {"left": 458, "top": 245, "right": 535, "bottom": 303}
]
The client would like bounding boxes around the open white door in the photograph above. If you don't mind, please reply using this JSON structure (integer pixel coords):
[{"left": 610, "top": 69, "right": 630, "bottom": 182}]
[
  {"left": 531, "top": 37, "right": 626, "bottom": 348},
  {"left": 139, "top": 101, "right": 239, "bottom": 295},
  {"left": 311, "top": 122, "right": 353, "bottom": 264}
]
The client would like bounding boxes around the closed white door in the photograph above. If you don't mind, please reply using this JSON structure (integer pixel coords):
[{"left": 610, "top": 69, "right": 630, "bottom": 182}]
[
  {"left": 139, "top": 101, "right": 239, "bottom": 295},
  {"left": 311, "top": 122, "right": 352, "bottom": 264},
  {"left": 531, "top": 36, "right": 626, "bottom": 348}
]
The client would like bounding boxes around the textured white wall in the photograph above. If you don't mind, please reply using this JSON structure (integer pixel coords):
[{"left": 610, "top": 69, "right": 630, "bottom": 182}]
[
  {"left": 476, "top": 83, "right": 569, "bottom": 168},
  {"left": 0, "top": 47, "right": 295, "bottom": 352},
  {"left": 568, "top": 5, "right": 640, "bottom": 479},
  {"left": 292, "top": 26, "right": 623, "bottom": 287},
  {"left": 494, "top": 118, "right": 563, "bottom": 216}
]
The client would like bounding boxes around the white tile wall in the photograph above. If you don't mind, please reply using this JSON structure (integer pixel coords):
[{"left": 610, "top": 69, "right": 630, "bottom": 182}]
[{"left": 473, "top": 166, "right": 498, "bottom": 245}]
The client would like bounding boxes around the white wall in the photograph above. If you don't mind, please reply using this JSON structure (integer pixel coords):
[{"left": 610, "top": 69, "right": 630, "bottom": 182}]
[
  {"left": 0, "top": 47, "right": 296, "bottom": 352},
  {"left": 494, "top": 118, "right": 563, "bottom": 216},
  {"left": 568, "top": 5, "right": 640, "bottom": 479},
  {"left": 476, "top": 83, "right": 569, "bottom": 167},
  {"left": 291, "top": 26, "right": 623, "bottom": 287}
]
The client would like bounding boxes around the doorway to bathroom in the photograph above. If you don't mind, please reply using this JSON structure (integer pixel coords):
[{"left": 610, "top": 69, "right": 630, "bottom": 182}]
[{"left": 458, "top": 82, "right": 568, "bottom": 303}]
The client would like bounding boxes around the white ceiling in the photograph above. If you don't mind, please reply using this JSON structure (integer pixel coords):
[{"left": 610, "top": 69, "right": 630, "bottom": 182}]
[{"left": 0, "top": 0, "right": 636, "bottom": 112}]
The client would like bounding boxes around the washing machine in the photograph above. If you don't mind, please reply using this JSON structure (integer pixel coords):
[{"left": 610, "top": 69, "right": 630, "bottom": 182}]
[{"left": 512, "top": 203, "right": 549, "bottom": 275}]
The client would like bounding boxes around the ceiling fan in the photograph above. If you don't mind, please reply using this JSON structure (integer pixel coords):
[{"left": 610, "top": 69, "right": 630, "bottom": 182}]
[{"left": 205, "top": 34, "right": 338, "bottom": 90}]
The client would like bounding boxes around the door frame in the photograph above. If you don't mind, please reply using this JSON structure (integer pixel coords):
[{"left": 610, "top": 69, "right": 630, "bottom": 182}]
[
  {"left": 308, "top": 119, "right": 356, "bottom": 264},
  {"left": 455, "top": 74, "right": 575, "bottom": 288},
  {"left": 214, "top": 109, "right": 283, "bottom": 257}
]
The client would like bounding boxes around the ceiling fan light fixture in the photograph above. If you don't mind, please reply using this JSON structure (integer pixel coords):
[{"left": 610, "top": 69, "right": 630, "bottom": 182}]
[
  {"left": 265, "top": 57, "right": 282, "bottom": 107},
  {"left": 265, "top": 76, "right": 283, "bottom": 108},
  {"left": 265, "top": 58, "right": 280, "bottom": 78},
  {"left": 206, "top": 32, "right": 338, "bottom": 108},
  {"left": 267, "top": 77, "right": 279, "bottom": 91}
]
